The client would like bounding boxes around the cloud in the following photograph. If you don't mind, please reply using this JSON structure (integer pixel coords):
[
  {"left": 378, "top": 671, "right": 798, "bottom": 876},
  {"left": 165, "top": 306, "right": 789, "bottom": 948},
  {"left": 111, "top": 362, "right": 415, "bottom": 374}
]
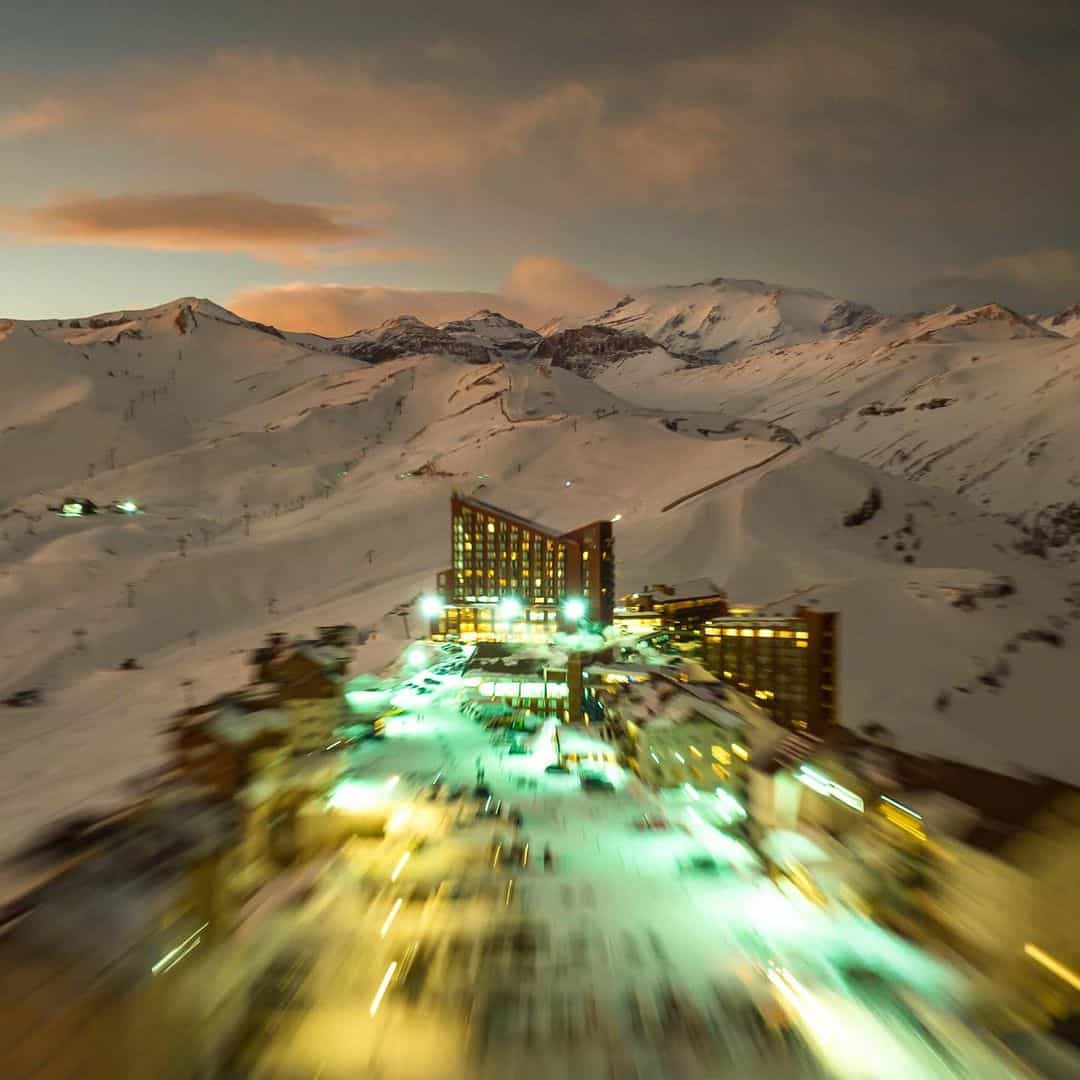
[
  {"left": 2, "top": 191, "right": 405, "bottom": 267},
  {"left": 504, "top": 256, "right": 620, "bottom": 318},
  {"left": 919, "top": 249, "right": 1080, "bottom": 311},
  {"left": 0, "top": 14, "right": 1047, "bottom": 217},
  {"left": 228, "top": 256, "right": 619, "bottom": 335},
  {"left": 0, "top": 100, "right": 67, "bottom": 137}
]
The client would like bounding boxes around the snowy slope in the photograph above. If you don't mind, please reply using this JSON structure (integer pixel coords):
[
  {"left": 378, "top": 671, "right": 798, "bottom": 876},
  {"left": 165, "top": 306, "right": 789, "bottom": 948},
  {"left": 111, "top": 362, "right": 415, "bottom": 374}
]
[
  {"left": 554, "top": 277, "right": 881, "bottom": 362},
  {"left": 1, "top": 295, "right": 1079, "bottom": 886},
  {"left": 596, "top": 303, "right": 1080, "bottom": 530},
  {"left": 1037, "top": 301, "right": 1080, "bottom": 338}
]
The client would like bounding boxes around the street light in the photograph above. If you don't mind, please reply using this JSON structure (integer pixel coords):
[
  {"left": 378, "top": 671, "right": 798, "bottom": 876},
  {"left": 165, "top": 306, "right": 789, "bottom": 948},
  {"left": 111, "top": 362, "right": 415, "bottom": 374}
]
[
  {"left": 563, "top": 596, "right": 587, "bottom": 622},
  {"left": 497, "top": 596, "right": 523, "bottom": 620},
  {"left": 419, "top": 594, "right": 444, "bottom": 618}
]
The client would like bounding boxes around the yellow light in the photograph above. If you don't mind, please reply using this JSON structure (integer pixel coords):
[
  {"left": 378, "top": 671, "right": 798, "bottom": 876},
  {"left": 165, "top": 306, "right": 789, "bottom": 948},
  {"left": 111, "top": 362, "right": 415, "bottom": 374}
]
[
  {"left": 795, "top": 631, "right": 809, "bottom": 639},
  {"left": 740, "top": 629, "right": 754, "bottom": 637},
  {"left": 759, "top": 628, "right": 774, "bottom": 637},
  {"left": 796, "top": 640, "right": 808, "bottom": 648},
  {"left": 1024, "top": 944, "right": 1080, "bottom": 993},
  {"left": 689, "top": 746, "right": 703, "bottom": 758},
  {"left": 731, "top": 743, "right": 749, "bottom": 761},
  {"left": 755, "top": 690, "right": 768, "bottom": 700},
  {"left": 370, "top": 961, "right": 398, "bottom": 1016},
  {"left": 723, "top": 628, "right": 738, "bottom": 637},
  {"left": 880, "top": 804, "right": 926, "bottom": 840},
  {"left": 390, "top": 851, "right": 410, "bottom": 882},
  {"left": 380, "top": 898, "right": 403, "bottom": 937},
  {"left": 722, "top": 670, "right": 733, "bottom": 678},
  {"left": 387, "top": 807, "right": 412, "bottom": 832}
]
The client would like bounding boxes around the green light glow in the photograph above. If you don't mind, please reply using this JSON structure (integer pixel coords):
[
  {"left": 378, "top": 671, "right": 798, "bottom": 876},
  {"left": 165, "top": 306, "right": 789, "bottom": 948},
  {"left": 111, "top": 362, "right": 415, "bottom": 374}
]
[
  {"left": 714, "top": 788, "right": 747, "bottom": 822},
  {"left": 61, "top": 502, "right": 84, "bottom": 516},
  {"left": 419, "top": 595, "right": 444, "bottom": 618},
  {"left": 563, "top": 597, "right": 587, "bottom": 622},
  {"left": 328, "top": 779, "right": 383, "bottom": 812},
  {"left": 406, "top": 647, "right": 426, "bottom": 667},
  {"left": 497, "top": 596, "right": 523, "bottom": 620},
  {"left": 117, "top": 500, "right": 138, "bottom": 513}
]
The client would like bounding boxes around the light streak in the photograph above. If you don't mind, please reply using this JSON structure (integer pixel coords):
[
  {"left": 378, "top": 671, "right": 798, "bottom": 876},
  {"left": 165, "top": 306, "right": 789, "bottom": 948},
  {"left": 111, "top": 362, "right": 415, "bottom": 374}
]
[
  {"left": 369, "top": 961, "right": 398, "bottom": 1016},
  {"left": 390, "top": 852, "right": 410, "bottom": 882},
  {"left": 380, "top": 898, "right": 403, "bottom": 938},
  {"left": 152, "top": 922, "right": 208, "bottom": 975},
  {"left": 1025, "top": 944, "right": 1080, "bottom": 992}
]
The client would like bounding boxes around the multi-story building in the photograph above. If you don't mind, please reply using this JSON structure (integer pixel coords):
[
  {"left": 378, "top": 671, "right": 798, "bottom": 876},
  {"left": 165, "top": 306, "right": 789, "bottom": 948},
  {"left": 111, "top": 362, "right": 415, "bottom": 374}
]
[
  {"left": 426, "top": 492, "right": 615, "bottom": 642},
  {"left": 614, "top": 578, "right": 729, "bottom": 633},
  {"left": 702, "top": 606, "right": 837, "bottom": 735}
]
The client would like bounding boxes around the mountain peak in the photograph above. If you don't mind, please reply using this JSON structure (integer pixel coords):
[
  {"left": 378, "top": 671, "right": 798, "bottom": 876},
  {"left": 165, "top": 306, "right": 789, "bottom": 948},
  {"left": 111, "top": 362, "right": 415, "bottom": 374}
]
[{"left": 573, "top": 277, "right": 881, "bottom": 363}]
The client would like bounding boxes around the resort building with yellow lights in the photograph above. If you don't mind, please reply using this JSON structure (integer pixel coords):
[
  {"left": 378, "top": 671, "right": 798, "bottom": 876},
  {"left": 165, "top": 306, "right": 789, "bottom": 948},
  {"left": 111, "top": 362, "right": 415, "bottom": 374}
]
[
  {"left": 423, "top": 492, "right": 614, "bottom": 643},
  {"left": 702, "top": 607, "right": 837, "bottom": 735}
]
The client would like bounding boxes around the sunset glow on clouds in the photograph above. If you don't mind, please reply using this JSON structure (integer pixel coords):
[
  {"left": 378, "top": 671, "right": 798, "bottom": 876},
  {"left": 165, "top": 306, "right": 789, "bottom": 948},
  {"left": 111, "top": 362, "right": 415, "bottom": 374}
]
[
  {"left": 229, "top": 257, "right": 621, "bottom": 335},
  {"left": 3, "top": 191, "right": 394, "bottom": 268},
  {"left": 2, "top": 0, "right": 1078, "bottom": 319}
]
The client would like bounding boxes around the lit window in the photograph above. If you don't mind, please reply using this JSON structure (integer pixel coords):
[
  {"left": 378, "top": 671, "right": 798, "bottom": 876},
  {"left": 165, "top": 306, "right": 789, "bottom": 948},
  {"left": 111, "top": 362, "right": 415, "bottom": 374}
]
[
  {"left": 723, "top": 628, "right": 738, "bottom": 637},
  {"left": 740, "top": 629, "right": 754, "bottom": 637},
  {"left": 759, "top": 628, "right": 774, "bottom": 638},
  {"left": 795, "top": 631, "right": 809, "bottom": 639},
  {"left": 796, "top": 640, "right": 808, "bottom": 648},
  {"left": 487, "top": 522, "right": 495, "bottom": 533}
]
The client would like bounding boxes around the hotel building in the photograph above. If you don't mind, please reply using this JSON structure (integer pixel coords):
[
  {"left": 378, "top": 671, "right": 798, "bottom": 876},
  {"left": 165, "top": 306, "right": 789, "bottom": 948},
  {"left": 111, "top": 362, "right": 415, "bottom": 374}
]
[
  {"left": 426, "top": 492, "right": 614, "bottom": 643},
  {"left": 702, "top": 607, "right": 837, "bottom": 735}
]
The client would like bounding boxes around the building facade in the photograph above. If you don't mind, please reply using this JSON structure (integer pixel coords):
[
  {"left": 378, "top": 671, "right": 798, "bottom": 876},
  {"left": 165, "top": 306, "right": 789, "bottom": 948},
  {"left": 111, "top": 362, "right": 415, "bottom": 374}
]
[
  {"left": 427, "top": 492, "right": 615, "bottom": 642},
  {"left": 614, "top": 578, "right": 729, "bottom": 633},
  {"left": 702, "top": 607, "right": 837, "bottom": 735}
]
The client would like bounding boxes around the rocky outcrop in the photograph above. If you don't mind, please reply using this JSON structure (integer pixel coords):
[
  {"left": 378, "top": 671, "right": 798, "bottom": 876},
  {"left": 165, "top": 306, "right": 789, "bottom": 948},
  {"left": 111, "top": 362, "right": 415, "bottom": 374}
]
[
  {"left": 330, "top": 315, "right": 492, "bottom": 364},
  {"left": 542, "top": 324, "right": 661, "bottom": 377}
]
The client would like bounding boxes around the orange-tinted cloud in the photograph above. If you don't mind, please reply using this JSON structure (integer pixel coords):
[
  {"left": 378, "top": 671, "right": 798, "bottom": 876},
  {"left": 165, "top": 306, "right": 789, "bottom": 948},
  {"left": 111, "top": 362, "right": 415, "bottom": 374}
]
[
  {"left": 504, "top": 256, "right": 620, "bottom": 320},
  {"left": 228, "top": 257, "right": 619, "bottom": 335},
  {"left": 0, "top": 99, "right": 67, "bottom": 137},
  {"left": 0, "top": 16, "right": 1027, "bottom": 215},
  {"left": 4, "top": 190, "right": 401, "bottom": 266}
]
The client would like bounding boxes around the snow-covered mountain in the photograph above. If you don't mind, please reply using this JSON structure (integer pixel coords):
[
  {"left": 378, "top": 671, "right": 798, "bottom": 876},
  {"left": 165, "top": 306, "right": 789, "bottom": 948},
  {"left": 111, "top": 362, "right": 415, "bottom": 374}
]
[
  {"left": 325, "top": 310, "right": 543, "bottom": 365},
  {"left": 542, "top": 324, "right": 668, "bottom": 378},
  {"left": 595, "top": 300, "right": 1080, "bottom": 535},
  {"left": 550, "top": 277, "right": 882, "bottom": 363},
  {"left": 1036, "top": 301, "right": 1080, "bottom": 339},
  {"left": 1, "top": 291, "right": 1079, "bottom": 890}
]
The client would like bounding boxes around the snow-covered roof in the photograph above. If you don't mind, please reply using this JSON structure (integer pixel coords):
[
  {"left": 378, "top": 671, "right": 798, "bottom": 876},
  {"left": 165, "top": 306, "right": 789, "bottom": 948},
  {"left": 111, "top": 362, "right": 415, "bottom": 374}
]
[
  {"left": 637, "top": 577, "right": 726, "bottom": 602},
  {"left": 207, "top": 706, "right": 291, "bottom": 745},
  {"left": 294, "top": 642, "right": 350, "bottom": 668}
]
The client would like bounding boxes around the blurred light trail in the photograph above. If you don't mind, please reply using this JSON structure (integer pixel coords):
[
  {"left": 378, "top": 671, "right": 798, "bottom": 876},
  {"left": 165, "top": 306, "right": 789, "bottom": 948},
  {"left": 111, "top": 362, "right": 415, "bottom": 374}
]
[{"left": 370, "top": 961, "right": 397, "bottom": 1016}]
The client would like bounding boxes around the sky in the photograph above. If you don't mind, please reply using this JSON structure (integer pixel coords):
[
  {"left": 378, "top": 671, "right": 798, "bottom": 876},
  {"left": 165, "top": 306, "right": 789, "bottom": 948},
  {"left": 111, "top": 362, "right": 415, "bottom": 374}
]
[{"left": 2, "top": 0, "right": 1079, "bottom": 330}]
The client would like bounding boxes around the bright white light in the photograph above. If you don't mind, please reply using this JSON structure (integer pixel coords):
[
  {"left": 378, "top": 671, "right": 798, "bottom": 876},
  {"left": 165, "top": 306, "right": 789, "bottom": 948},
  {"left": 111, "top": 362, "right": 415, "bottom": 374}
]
[
  {"left": 611, "top": 513, "right": 623, "bottom": 522},
  {"left": 387, "top": 807, "right": 411, "bottom": 832},
  {"left": 407, "top": 647, "right": 427, "bottom": 667},
  {"left": 370, "top": 961, "right": 398, "bottom": 1016},
  {"left": 563, "top": 597, "right": 587, "bottom": 622},
  {"left": 390, "top": 851, "right": 410, "bottom": 882},
  {"left": 497, "top": 596, "right": 523, "bottom": 620},
  {"left": 380, "top": 899, "right": 403, "bottom": 938},
  {"left": 564, "top": 480, "right": 573, "bottom": 487},
  {"left": 328, "top": 781, "right": 378, "bottom": 812},
  {"left": 419, "top": 595, "right": 444, "bottom": 618},
  {"left": 385, "top": 775, "right": 400, "bottom": 790}
]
